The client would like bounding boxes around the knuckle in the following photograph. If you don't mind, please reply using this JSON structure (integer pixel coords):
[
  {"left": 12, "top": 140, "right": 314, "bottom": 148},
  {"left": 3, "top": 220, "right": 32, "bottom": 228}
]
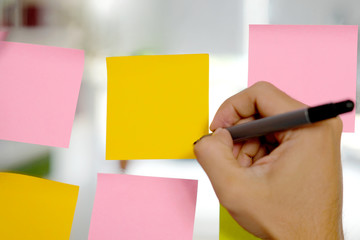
[
  {"left": 222, "top": 96, "right": 236, "bottom": 109},
  {"left": 252, "top": 81, "right": 275, "bottom": 90},
  {"left": 317, "top": 116, "right": 343, "bottom": 137}
]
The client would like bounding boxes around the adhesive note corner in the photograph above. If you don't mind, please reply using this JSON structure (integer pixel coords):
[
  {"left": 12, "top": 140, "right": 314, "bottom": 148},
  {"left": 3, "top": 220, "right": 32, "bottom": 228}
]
[
  {"left": 248, "top": 25, "right": 357, "bottom": 132},
  {"left": 106, "top": 54, "right": 209, "bottom": 160},
  {"left": 0, "top": 41, "right": 84, "bottom": 147},
  {"left": 88, "top": 173, "right": 198, "bottom": 240},
  {"left": 220, "top": 205, "right": 260, "bottom": 240},
  {"left": 0, "top": 172, "right": 79, "bottom": 240}
]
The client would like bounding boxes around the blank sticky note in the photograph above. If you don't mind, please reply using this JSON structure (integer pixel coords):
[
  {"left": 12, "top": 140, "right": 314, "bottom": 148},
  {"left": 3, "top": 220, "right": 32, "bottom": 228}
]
[
  {"left": 248, "top": 25, "right": 357, "bottom": 132},
  {"left": 220, "top": 205, "right": 260, "bottom": 240},
  {"left": 0, "top": 172, "right": 79, "bottom": 240},
  {"left": 106, "top": 54, "right": 209, "bottom": 160},
  {"left": 0, "top": 41, "right": 84, "bottom": 147},
  {"left": 88, "top": 173, "right": 198, "bottom": 240}
]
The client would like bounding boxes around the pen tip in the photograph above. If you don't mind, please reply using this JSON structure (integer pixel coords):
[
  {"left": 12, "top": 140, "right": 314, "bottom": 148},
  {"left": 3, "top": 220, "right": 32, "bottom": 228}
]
[
  {"left": 335, "top": 100, "right": 354, "bottom": 114},
  {"left": 193, "top": 134, "right": 212, "bottom": 145}
]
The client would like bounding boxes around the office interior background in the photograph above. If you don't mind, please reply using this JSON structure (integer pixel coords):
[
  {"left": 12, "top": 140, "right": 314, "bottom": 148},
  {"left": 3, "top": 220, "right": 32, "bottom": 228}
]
[{"left": 1, "top": 0, "right": 360, "bottom": 239}]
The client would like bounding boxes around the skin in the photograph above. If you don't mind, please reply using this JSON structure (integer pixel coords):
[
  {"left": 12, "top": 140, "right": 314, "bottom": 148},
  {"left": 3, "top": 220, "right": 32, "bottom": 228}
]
[{"left": 194, "top": 82, "right": 344, "bottom": 239}]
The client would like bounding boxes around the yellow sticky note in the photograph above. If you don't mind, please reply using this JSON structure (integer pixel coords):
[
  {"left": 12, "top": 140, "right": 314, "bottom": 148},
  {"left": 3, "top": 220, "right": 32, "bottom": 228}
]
[
  {"left": 0, "top": 172, "right": 79, "bottom": 240},
  {"left": 106, "top": 54, "right": 209, "bottom": 160},
  {"left": 220, "top": 205, "right": 260, "bottom": 240}
]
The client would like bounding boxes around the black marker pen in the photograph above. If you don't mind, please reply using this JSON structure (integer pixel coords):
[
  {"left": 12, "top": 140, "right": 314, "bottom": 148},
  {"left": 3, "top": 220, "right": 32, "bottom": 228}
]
[{"left": 195, "top": 100, "right": 354, "bottom": 144}]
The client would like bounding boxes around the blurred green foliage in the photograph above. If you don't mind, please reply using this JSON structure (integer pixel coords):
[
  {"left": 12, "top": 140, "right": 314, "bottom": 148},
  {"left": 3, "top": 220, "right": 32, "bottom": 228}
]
[{"left": 5, "top": 153, "right": 51, "bottom": 178}]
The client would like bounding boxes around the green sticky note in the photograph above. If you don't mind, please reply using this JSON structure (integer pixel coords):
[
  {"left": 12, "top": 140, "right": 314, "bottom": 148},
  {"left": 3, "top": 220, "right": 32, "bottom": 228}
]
[{"left": 220, "top": 205, "right": 260, "bottom": 240}]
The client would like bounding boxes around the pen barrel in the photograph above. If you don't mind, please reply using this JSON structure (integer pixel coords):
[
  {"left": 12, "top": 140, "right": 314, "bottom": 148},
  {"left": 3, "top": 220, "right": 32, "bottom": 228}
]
[{"left": 227, "top": 109, "right": 310, "bottom": 142}]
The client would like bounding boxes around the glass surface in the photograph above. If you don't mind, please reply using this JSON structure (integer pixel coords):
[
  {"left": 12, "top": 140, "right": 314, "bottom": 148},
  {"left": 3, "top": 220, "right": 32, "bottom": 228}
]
[{"left": 1, "top": 1, "right": 359, "bottom": 239}]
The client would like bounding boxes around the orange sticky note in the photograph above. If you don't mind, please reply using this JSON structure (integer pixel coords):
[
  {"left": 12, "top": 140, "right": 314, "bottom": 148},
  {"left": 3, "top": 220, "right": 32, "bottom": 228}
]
[
  {"left": 106, "top": 54, "right": 209, "bottom": 160},
  {"left": 0, "top": 172, "right": 79, "bottom": 240},
  {"left": 248, "top": 25, "right": 357, "bottom": 132}
]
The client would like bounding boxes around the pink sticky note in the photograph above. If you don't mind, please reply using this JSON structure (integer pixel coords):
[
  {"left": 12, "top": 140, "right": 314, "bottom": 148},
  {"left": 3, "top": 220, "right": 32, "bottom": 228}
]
[
  {"left": 248, "top": 25, "right": 357, "bottom": 132},
  {"left": 0, "top": 42, "right": 84, "bottom": 147},
  {"left": 88, "top": 174, "right": 198, "bottom": 240},
  {"left": 0, "top": 30, "right": 7, "bottom": 40}
]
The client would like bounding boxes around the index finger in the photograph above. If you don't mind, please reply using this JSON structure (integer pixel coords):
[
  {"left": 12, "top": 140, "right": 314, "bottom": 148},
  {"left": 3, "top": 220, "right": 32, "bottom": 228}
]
[{"left": 210, "top": 81, "right": 307, "bottom": 131}]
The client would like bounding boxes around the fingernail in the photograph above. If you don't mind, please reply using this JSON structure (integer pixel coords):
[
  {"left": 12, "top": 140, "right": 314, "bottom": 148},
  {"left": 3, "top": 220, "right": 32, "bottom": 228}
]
[{"left": 212, "top": 127, "right": 223, "bottom": 135}]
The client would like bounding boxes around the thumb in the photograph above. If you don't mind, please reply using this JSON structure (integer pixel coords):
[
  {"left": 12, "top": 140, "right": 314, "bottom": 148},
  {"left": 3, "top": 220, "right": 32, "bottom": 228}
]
[{"left": 194, "top": 128, "right": 240, "bottom": 188}]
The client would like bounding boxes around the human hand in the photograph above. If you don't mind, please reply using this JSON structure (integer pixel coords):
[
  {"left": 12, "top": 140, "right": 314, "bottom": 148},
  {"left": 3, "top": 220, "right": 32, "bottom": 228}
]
[{"left": 194, "top": 82, "right": 343, "bottom": 239}]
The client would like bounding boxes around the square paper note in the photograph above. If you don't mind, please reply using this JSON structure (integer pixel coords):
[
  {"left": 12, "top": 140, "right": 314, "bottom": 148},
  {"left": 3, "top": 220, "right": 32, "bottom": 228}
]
[
  {"left": 106, "top": 54, "right": 209, "bottom": 159},
  {"left": 88, "top": 173, "right": 198, "bottom": 240},
  {"left": 0, "top": 172, "right": 79, "bottom": 240},
  {"left": 220, "top": 205, "right": 259, "bottom": 240},
  {"left": 0, "top": 42, "right": 84, "bottom": 147},
  {"left": 248, "top": 25, "right": 357, "bottom": 132}
]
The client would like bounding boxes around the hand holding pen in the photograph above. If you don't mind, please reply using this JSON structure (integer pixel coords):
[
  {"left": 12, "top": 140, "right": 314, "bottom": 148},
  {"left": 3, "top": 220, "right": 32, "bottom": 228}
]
[{"left": 194, "top": 82, "right": 348, "bottom": 239}]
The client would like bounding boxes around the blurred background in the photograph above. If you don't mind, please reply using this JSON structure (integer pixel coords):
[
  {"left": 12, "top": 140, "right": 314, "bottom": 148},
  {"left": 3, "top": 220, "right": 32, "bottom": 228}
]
[{"left": 1, "top": 0, "right": 360, "bottom": 239}]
